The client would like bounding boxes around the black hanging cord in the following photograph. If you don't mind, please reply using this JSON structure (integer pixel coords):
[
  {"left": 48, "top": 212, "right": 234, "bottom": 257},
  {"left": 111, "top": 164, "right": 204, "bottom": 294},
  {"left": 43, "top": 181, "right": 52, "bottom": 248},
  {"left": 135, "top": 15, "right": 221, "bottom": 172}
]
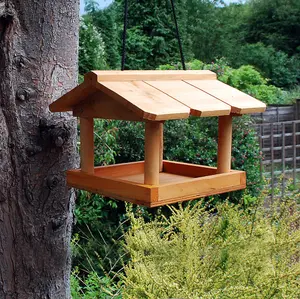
[
  {"left": 121, "top": 0, "right": 128, "bottom": 70},
  {"left": 170, "top": 0, "right": 186, "bottom": 70}
]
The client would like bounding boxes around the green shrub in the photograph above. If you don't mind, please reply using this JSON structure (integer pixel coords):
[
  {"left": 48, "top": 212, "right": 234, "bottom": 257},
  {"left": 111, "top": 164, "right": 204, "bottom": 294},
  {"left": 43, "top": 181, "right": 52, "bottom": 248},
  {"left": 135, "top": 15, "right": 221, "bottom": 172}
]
[
  {"left": 121, "top": 191, "right": 300, "bottom": 298},
  {"left": 222, "top": 65, "right": 285, "bottom": 105},
  {"left": 281, "top": 86, "right": 300, "bottom": 104},
  {"left": 226, "top": 65, "right": 266, "bottom": 89},
  {"left": 72, "top": 191, "right": 125, "bottom": 277},
  {"left": 246, "top": 84, "right": 284, "bottom": 105},
  {"left": 73, "top": 119, "right": 124, "bottom": 276},
  {"left": 93, "top": 119, "right": 118, "bottom": 166},
  {"left": 203, "top": 57, "right": 233, "bottom": 80},
  {"left": 231, "top": 43, "right": 300, "bottom": 88},
  {"left": 71, "top": 267, "right": 121, "bottom": 299}
]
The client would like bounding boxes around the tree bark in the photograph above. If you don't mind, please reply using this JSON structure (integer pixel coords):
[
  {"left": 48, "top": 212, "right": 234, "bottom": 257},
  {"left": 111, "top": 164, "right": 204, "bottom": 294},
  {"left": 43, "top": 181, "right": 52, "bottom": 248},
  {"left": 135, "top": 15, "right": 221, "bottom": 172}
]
[{"left": 0, "top": 1, "right": 79, "bottom": 298}]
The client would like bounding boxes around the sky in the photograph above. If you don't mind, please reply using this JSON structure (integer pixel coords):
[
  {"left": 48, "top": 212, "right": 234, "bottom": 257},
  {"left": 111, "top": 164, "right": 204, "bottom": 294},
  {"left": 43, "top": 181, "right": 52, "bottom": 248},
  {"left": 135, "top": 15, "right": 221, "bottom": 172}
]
[{"left": 80, "top": 0, "right": 244, "bottom": 15}]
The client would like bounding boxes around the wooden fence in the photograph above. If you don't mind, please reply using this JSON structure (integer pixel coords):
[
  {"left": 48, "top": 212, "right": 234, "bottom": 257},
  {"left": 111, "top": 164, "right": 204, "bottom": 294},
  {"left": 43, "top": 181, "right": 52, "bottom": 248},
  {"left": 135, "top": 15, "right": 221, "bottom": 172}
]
[{"left": 254, "top": 119, "right": 300, "bottom": 198}]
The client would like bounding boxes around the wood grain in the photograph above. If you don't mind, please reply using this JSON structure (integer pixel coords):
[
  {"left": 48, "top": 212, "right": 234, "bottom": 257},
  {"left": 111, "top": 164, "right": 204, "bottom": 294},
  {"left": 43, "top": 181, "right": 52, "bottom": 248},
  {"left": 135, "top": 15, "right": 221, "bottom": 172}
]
[
  {"left": 50, "top": 71, "right": 266, "bottom": 119},
  {"left": 159, "top": 123, "right": 164, "bottom": 172},
  {"left": 217, "top": 115, "right": 233, "bottom": 173},
  {"left": 73, "top": 90, "right": 143, "bottom": 121},
  {"left": 144, "top": 122, "right": 162, "bottom": 185},
  {"left": 156, "top": 171, "right": 246, "bottom": 206},
  {"left": 145, "top": 80, "right": 231, "bottom": 117},
  {"left": 163, "top": 160, "right": 217, "bottom": 177},
  {"left": 118, "top": 172, "right": 192, "bottom": 184},
  {"left": 185, "top": 79, "right": 267, "bottom": 114},
  {"left": 80, "top": 117, "right": 94, "bottom": 174},
  {"left": 49, "top": 81, "right": 97, "bottom": 112},
  {"left": 95, "top": 80, "right": 190, "bottom": 121},
  {"left": 94, "top": 161, "right": 144, "bottom": 178},
  {"left": 66, "top": 161, "right": 246, "bottom": 207},
  {"left": 67, "top": 169, "right": 157, "bottom": 205},
  {"left": 85, "top": 70, "right": 217, "bottom": 82}
]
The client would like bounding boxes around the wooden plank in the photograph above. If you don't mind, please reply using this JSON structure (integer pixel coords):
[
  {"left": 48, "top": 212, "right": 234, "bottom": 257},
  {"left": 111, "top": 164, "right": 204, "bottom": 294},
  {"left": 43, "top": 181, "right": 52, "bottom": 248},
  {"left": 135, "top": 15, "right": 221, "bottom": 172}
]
[
  {"left": 118, "top": 172, "right": 192, "bottom": 184},
  {"left": 264, "top": 168, "right": 300, "bottom": 176},
  {"left": 67, "top": 168, "right": 246, "bottom": 208},
  {"left": 163, "top": 160, "right": 217, "bottom": 177},
  {"left": 145, "top": 80, "right": 231, "bottom": 117},
  {"left": 80, "top": 118, "right": 94, "bottom": 174},
  {"left": 73, "top": 90, "right": 143, "bottom": 121},
  {"left": 144, "top": 122, "right": 161, "bottom": 185},
  {"left": 94, "top": 80, "right": 190, "bottom": 121},
  {"left": 159, "top": 123, "right": 164, "bottom": 172},
  {"left": 259, "top": 125, "right": 263, "bottom": 182},
  {"left": 94, "top": 161, "right": 144, "bottom": 178},
  {"left": 217, "top": 115, "right": 232, "bottom": 173},
  {"left": 49, "top": 82, "right": 97, "bottom": 112},
  {"left": 293, "top": 121, "right": 297, "bottom": 188},
  {"left": 262, "top": 157, "right": 300, "bottom": 164},
  {"left": 67, "top": 169, "right": 157, "bottom": 206},
  {"left": 85, "top": 70, "right": 217, "bottom": 82},
  {"left": 282, "top": 122, "right": 286, "bottom": 196},
  {"left": 155, "top": 171, "right": 246, "bottom": 207},
  {"left": 185, "top": 80, "right": 266, "bottom": 114},
  {"left": 270, "top": 122, "right": 274, "bottom": 201}
]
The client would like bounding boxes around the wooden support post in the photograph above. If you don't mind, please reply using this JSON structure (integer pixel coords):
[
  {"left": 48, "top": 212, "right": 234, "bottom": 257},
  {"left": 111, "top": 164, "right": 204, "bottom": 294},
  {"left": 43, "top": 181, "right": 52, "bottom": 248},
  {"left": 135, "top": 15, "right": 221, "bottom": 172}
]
[
  {"left": 217, "top": 115, "right": 232, "bottom": 174},
  {"left": 159, "top": 122, "right": 164, "bottom": 172},
  {"left": 144, "top": 121, "right": 162, "bottom": 185},
  {"left": 80, "top": 117, "right": 94, "bottom": 174}
]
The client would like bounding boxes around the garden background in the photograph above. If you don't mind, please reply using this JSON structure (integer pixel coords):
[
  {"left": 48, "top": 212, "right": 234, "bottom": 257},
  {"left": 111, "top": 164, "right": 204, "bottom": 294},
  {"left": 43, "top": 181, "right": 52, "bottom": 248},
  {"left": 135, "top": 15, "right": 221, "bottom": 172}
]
[{"left": 72, "top": 0, "right": 300, "bottom": 297}]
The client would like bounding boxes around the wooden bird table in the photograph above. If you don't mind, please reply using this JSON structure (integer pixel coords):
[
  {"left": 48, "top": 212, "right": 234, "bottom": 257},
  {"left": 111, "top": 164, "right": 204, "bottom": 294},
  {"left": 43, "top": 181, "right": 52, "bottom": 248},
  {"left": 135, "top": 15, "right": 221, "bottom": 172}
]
[{"left": 50, "top": 70, "right": 266, "bottom": 207}]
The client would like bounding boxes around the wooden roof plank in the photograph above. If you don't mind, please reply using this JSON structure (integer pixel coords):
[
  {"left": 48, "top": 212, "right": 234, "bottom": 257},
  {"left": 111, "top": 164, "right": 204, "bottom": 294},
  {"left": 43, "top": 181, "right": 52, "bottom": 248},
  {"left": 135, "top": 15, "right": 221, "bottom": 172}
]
[
  {"left": 145, "top": 80, "right": 231, "bottom": 117},
  {"left": 85, "top": 70, "right": 217, "bottom": 82},
  {"left": 73, "top": 91, "right": 144, "bottom": 121},
  {"left": 49, "top": 81, "right": 98, "bottom": 112},
  {"left": 184, "top": 80, "right": 266, "bottom": 114},
  {"left": 95, "top": 80, "right": 190, "bottom": 121}
]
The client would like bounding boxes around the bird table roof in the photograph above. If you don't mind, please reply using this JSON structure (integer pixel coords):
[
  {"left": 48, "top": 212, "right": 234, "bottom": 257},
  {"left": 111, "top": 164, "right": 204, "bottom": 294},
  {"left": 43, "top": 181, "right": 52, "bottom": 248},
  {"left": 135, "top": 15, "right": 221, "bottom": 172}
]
[{"left": 49, "top": 70, "right": 266, "bottom": 121}]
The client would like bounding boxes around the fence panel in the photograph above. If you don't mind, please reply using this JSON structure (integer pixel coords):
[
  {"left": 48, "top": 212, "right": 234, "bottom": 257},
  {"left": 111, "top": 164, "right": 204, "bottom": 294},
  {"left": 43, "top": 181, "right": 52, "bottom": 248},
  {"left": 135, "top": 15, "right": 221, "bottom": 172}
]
[{"left": 254, "top": 120, "right": 300, "bottom": 199}]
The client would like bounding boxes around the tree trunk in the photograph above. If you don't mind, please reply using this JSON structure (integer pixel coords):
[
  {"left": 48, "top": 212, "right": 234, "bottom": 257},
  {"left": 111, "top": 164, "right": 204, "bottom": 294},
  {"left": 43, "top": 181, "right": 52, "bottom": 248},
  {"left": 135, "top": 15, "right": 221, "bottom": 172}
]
[{"left": 0, "top": 1, "right": 79, "bottom": 298}]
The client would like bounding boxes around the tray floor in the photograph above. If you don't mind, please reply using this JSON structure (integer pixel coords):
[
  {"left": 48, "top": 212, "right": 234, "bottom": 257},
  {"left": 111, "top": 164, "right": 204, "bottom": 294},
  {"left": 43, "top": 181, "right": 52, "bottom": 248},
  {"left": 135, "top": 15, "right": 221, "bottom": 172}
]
[{"left": 118, "top": 172, "right": 192, "bottom": 185}]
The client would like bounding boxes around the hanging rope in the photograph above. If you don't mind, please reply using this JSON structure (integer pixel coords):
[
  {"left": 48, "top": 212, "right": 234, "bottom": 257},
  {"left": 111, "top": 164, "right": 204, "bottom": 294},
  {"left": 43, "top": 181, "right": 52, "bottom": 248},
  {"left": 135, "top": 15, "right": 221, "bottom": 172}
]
[
  {"left": 170, "top": 0, "right": 186, "bottom": 70},
  {"left": 121, "top": 0, "right": 186, "bottom": 70},
  {"left": 121, "top": 0, "right": 128, "bottom": 71}
]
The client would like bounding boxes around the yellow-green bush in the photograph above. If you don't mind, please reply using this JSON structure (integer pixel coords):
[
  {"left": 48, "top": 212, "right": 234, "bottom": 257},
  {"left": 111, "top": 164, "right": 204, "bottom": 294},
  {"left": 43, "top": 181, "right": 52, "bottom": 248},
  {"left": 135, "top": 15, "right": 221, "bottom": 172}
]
[{"left": 121, "top": 191, "right": 300, "bottom": 298}]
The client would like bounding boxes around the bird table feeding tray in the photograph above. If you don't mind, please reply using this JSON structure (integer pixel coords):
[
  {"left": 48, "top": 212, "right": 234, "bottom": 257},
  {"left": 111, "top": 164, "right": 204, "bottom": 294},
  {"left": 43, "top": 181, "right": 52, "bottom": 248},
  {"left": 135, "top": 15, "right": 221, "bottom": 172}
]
[{"left": 50, "top": 70, "right": 266, "bottom": 207}]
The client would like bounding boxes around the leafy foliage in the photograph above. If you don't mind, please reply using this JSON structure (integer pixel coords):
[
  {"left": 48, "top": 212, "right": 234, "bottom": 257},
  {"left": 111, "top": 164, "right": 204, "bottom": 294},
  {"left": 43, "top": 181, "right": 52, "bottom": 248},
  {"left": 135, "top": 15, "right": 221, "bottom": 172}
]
[
  {"left": 224, "top": 65, "right": 285, "bottom": 105},
  {"left": 71, "top": 267, "right": 121, "bottom": 298},
  {"left": 121, "top": 190, "right": 300, "bottom": 298},
  {"left": 79, "top": 16, "right": 107, "bottom": 75},
  {"left": 114, "top": 0, "right": 193, "bottom": 70},
  {"left": 244, "top": 0, "right": 300, "bottom": 56},
  {"left": 80, "top": 0, "right": 300, "bottom": 88},
  {"left": 231, "top": 43, "right": 300, "bottom": 88},
  {"left": 84, "top": 0, "right": 120, "bottom": 69},
  {"left": 93, "top": 120, "right": 118, "bottom": 166},
  {"left": 72, "top": 119, "right": 124, "bottom": 276},
  {"left": 74, "top": 1, "right": 300, "bottom": 296}
]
